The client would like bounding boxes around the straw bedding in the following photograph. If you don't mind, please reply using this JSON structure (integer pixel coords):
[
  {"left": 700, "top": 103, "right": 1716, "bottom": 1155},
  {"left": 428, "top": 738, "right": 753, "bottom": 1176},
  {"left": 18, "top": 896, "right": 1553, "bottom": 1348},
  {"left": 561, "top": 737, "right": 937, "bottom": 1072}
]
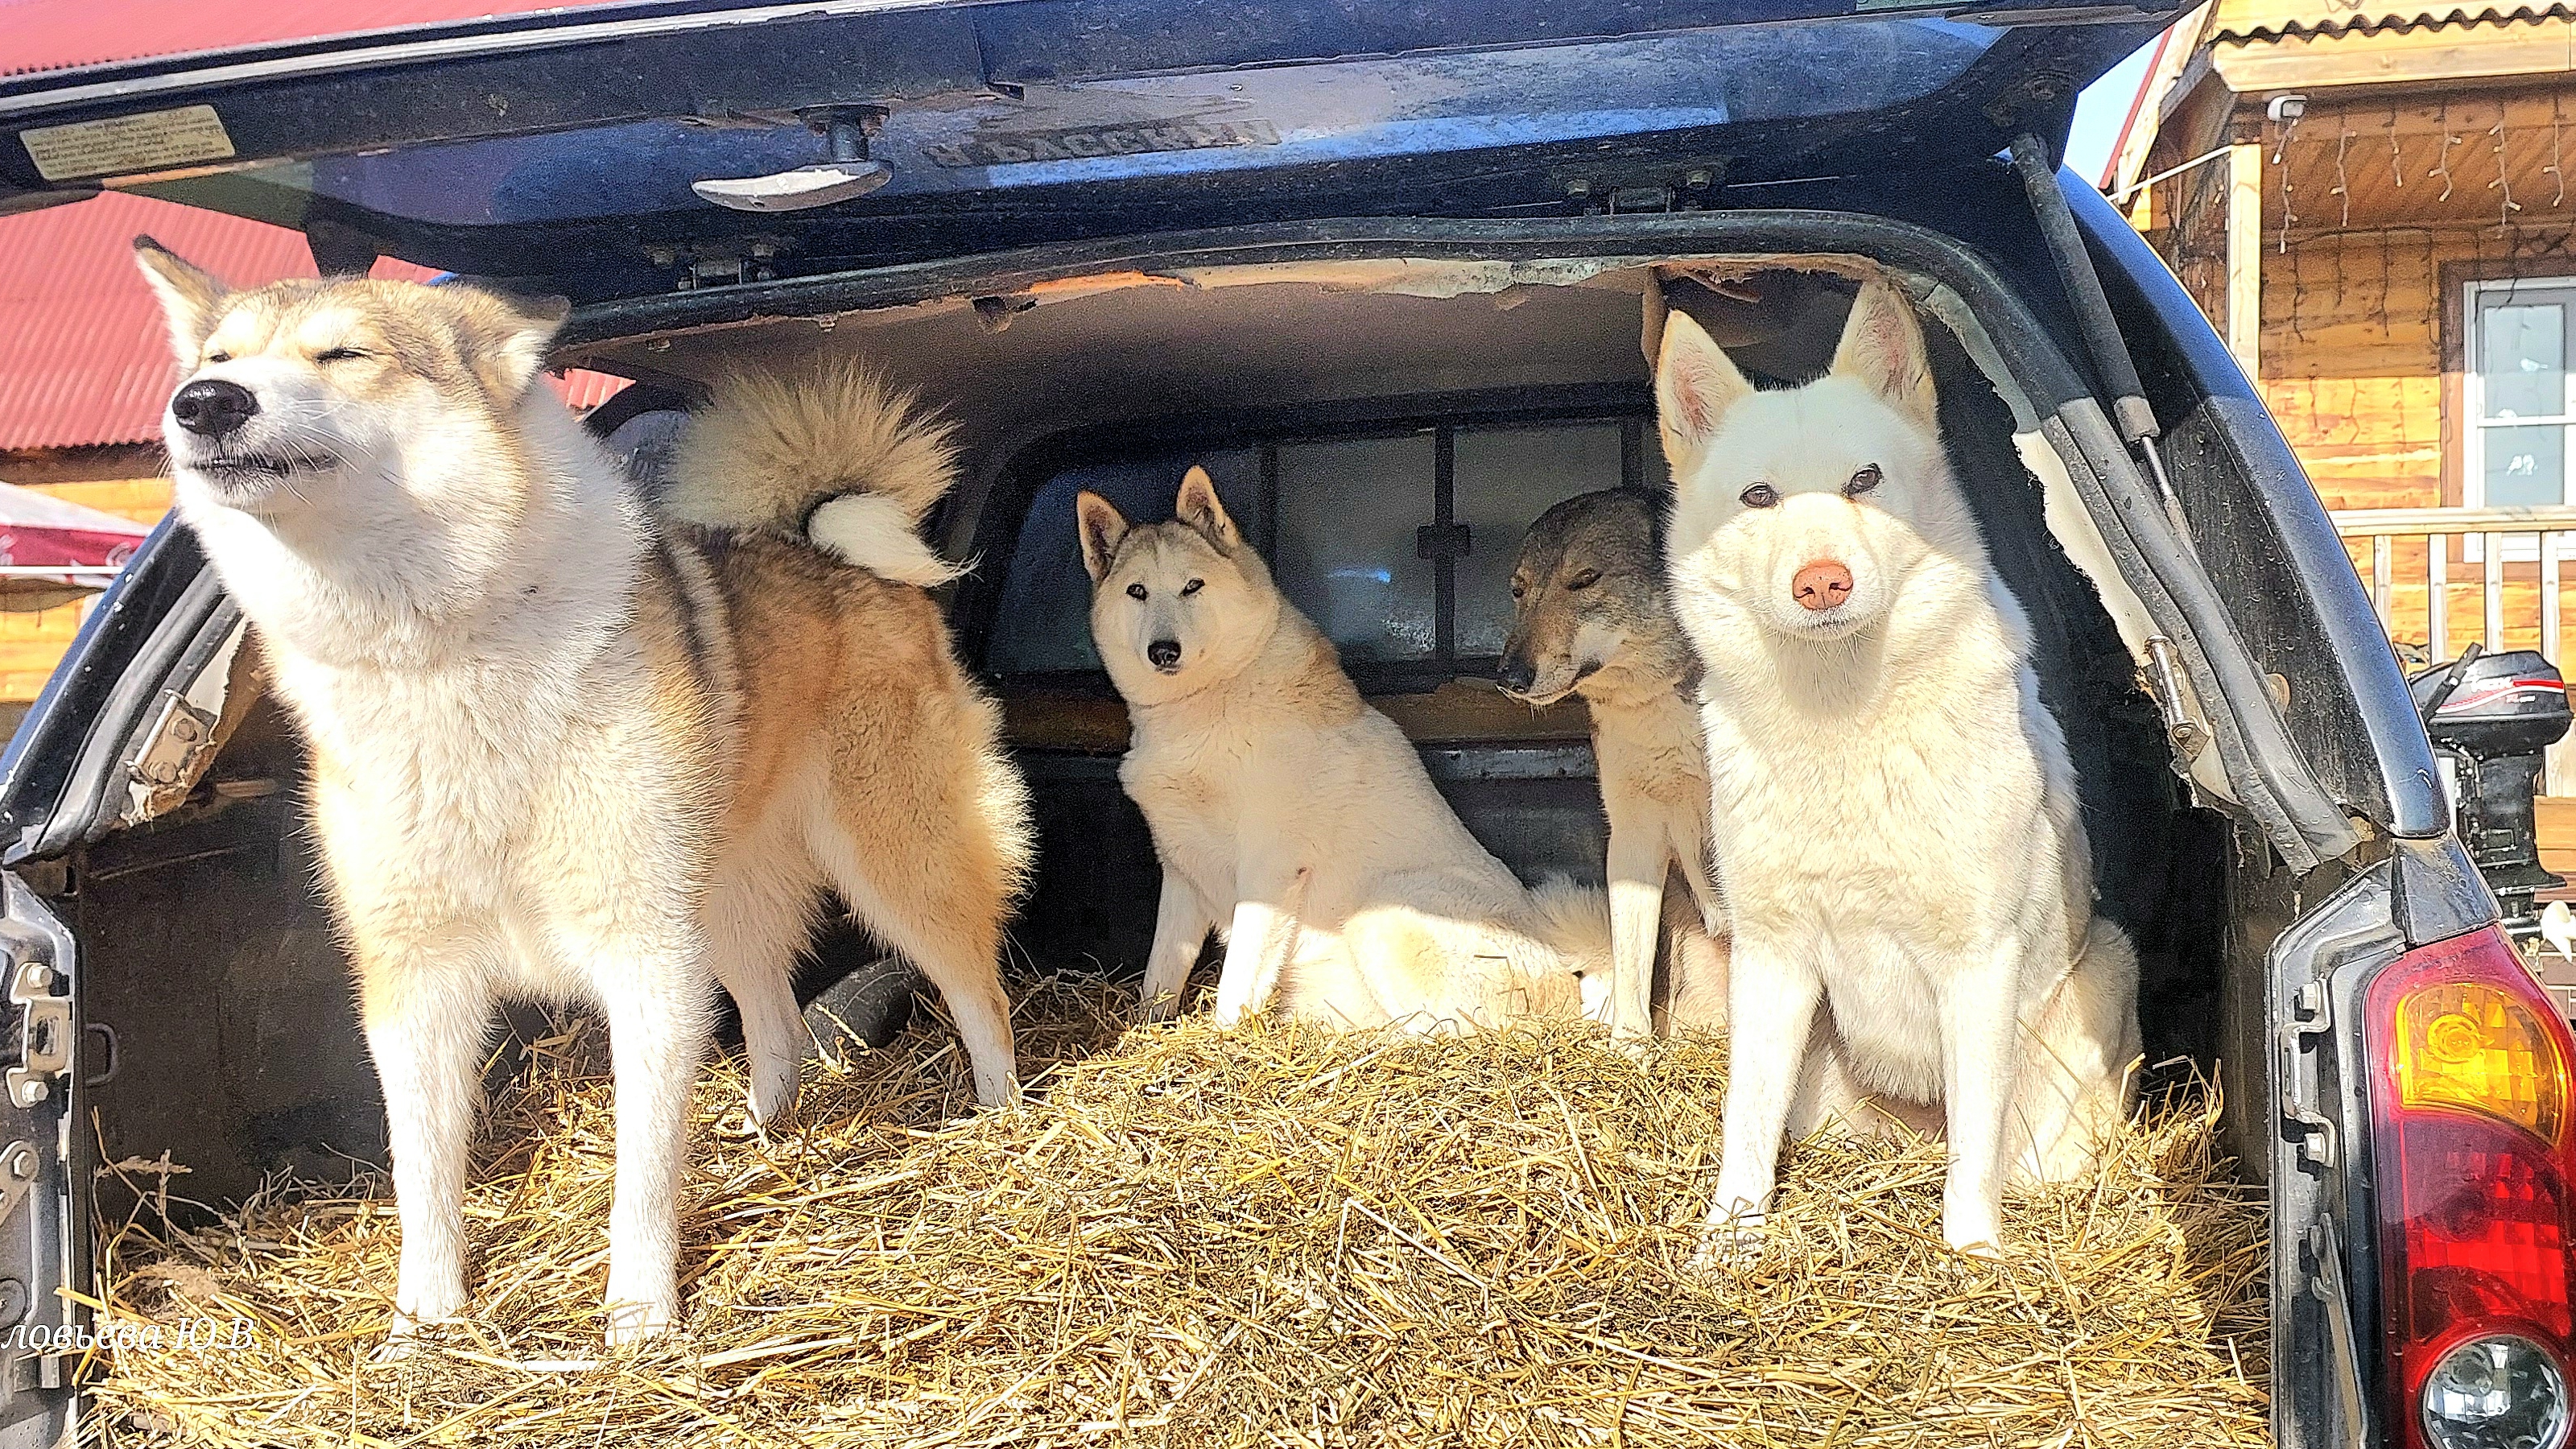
[{"left": 89, "top": 974, "right": 2268, "bottom": 1447}]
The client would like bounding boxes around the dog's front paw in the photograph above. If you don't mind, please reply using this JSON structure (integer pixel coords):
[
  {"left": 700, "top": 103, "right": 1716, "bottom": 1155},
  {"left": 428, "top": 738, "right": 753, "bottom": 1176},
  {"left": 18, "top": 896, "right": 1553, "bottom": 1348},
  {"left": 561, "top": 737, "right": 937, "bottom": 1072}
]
[
  {"left": 602, "top": 1295, "right": 676, "bottom": 1347},
  {"left": 379, "top": 1302, "right": 465, "bottom": 1360},
  {"left": 1942, "top": 1214, "right": 2008, "bottom": 1260},
  {"left": 745, "top": 1064, "right": 799, "bottom": 1130},
  {"left": 1687, "top": 1214, "right": 1769, "bottom": 1276},
  {"left": 386, "top": 1271, "right": 467, "bottom": 1345}
]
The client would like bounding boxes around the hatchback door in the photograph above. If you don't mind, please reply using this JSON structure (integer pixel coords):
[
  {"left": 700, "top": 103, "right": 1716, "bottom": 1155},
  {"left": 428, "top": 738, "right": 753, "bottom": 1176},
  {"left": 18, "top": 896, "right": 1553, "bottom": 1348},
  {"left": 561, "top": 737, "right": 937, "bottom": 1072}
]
[{"left": 0, "top": 0, "right": 2185, "bottom": 301}]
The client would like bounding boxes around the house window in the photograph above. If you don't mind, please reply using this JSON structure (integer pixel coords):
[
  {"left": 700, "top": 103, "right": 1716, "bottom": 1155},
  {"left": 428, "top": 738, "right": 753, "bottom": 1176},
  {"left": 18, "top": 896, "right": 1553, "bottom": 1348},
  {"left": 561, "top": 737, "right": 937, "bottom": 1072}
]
[
  {"left": 2467, "top": 279, "right": 2576, "bottom": 518},
  {"left": 984, "top": 415, "right": 1659, "bottom": 684}
]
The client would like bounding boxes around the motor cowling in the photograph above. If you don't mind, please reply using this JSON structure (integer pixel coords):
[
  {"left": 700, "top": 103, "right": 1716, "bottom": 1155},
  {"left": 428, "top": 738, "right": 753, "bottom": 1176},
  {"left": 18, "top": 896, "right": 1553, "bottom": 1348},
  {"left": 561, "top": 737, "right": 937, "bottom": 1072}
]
[{"left": 2411, "top": 646, "right": 2572, "bottom": 934}]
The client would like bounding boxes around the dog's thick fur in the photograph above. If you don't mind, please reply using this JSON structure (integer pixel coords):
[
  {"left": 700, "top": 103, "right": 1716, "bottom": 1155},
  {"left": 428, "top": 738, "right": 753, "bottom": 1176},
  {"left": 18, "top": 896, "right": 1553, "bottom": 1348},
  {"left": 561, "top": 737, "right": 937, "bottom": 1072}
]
[
  {"left": 1655, "top": 279, "right": 2140, "bottom": 1255},
  {"left": 136, "top": 241, "right": 1029, "bottom": 1341},
  {"left": 1500, "top": 489, "right": 1731, "bottom": 1040},
  {"left": 1078, "top": 469, "right": 1609, "bottom": 1030}
]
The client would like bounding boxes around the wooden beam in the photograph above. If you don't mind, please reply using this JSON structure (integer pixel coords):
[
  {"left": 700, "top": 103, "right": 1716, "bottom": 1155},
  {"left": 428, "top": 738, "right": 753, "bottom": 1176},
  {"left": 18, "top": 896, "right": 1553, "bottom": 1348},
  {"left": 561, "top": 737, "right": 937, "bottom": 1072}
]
[
  {"left": 2330, "top": 504, "right": 2576, "bottom": 536},
  {"left": 2227, "top": 137, "right": 2263, "bottom": 378},
  {"left": 2212, "top": 18, "right": 2576, "bottom": 94}
]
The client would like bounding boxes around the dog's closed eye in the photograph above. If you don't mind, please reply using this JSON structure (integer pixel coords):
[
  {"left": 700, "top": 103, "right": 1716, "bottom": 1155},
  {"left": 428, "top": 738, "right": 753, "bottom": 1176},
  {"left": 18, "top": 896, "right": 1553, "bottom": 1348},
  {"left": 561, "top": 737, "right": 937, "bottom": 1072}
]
[
  {"left": 1126, "top": 583, "right": 1148, "bottom": 601},
  {"left": 1564, "top": 568, "right": 1601, "bottom": 591},
  {"left": 314, "top": 347, "right": 367, "bottom": 365}
]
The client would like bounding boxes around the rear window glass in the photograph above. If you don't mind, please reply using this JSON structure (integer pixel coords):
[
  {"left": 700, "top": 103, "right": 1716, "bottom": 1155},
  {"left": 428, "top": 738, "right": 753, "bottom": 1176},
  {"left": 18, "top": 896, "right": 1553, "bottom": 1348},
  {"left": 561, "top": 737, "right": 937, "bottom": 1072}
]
[
  {"left": 985, "top": 415, "right": 1658, "bottom": 681},
  {"left": 986, "top": 450, "right": 1263, "bottom": 675}
]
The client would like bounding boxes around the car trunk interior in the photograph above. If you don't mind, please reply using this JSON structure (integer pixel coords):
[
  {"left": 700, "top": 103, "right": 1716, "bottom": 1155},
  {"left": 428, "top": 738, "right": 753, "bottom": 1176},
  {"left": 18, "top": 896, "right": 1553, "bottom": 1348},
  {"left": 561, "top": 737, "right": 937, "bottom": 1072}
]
[{"left": 65, "top": 248, "right": 2237, "bottom": 1240}]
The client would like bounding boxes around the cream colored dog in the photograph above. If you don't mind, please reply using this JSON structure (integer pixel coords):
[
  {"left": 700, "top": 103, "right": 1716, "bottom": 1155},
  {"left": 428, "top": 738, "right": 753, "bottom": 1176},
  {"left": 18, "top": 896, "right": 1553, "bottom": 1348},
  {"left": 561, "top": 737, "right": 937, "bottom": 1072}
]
[
  {"left": 1079, "top": 469, "right": 1613, "bottom": 1030},
  {"left": 1656, "top": 279, "right": 2140, "bottom": 1256},
  {"left": 137, "top": 240, "right": 1029, "bottom": 1342}
]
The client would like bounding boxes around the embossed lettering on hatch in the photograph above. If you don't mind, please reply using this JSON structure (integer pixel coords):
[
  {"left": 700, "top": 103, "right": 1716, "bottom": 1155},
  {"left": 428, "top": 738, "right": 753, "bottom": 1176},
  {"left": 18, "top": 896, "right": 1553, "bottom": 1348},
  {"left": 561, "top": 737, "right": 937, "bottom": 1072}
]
[{"left": 920, "top": 120, "right": 1281, "bottom": 168}]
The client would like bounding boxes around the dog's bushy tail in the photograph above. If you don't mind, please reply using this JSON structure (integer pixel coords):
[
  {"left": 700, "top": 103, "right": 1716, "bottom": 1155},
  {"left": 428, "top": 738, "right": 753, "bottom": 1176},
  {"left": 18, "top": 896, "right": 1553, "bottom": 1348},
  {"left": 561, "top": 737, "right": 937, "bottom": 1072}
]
[
  {"left": 1527, "top": 877, "right": 1615, "bottom": 977},
  {"left": 663, "top": 364, "right": 964, "bottom": 586}
]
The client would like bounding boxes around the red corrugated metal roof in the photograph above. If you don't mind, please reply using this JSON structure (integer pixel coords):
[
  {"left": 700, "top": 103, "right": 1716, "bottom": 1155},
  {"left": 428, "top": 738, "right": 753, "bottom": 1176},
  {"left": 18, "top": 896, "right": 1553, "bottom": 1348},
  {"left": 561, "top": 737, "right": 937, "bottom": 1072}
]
[
  {"left": 0, "top": 0, "right": 624, "bottom": 78},
  {"left": 0, "top": 193, "right": 309, "bottom": 452},
  {"left": 0, "top": 192, "right": 627, "bottom": 452},
  {"left": 0, "top": 1, "right": 634, "bottom": 452}
]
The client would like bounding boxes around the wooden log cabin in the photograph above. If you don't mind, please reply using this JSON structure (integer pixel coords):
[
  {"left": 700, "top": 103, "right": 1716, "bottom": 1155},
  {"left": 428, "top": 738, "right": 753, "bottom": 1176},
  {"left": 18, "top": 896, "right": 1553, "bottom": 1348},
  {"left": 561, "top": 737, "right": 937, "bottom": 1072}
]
[{"left": 2119, "top": 0, "right": 2576, "bottom": 833}]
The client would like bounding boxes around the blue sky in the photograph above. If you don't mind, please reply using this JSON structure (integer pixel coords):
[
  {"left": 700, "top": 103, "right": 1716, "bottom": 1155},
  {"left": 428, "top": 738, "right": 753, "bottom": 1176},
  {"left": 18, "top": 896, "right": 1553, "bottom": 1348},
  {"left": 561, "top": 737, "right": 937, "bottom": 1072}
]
[{"left": 2065, "top": 31, "right": 2169, "bottom": 188}]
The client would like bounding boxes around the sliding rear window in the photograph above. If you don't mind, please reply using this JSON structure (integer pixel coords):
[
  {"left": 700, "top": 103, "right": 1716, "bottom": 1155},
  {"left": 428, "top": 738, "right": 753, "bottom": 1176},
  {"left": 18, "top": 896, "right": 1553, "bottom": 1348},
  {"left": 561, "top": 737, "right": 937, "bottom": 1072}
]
[{"left": 983, "top": 411, "right": 1667, "bottom": 686}]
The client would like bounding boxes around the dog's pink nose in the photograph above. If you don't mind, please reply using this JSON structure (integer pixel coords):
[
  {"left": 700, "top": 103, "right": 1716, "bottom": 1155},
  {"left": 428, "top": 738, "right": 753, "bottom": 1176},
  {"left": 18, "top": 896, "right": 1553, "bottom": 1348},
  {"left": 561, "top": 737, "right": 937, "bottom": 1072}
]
[{"left": 1792, "top": 559, "right": 1853, "bottom": 612}]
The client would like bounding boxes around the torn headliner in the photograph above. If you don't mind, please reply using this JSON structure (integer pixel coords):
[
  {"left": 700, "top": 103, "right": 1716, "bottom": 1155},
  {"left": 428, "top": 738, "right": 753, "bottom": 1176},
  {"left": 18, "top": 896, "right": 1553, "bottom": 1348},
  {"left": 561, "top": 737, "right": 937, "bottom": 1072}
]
[
  {"left": 572, "top": 251, "right": 2162, "bottom": 698},
  {"left": 573, "top": 254, "right": 1927, "bottom": 482}
]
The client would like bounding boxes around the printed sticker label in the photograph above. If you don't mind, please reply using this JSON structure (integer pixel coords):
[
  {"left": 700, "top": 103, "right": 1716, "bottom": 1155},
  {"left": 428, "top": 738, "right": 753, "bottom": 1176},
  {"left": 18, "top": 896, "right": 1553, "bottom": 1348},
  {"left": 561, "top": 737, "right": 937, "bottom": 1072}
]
[
  {"left": 921, "top": 118, "right": 1280, "bottom": 168},
  {"left": 22, "top": 105, "right": 237, "bottom": 182}
]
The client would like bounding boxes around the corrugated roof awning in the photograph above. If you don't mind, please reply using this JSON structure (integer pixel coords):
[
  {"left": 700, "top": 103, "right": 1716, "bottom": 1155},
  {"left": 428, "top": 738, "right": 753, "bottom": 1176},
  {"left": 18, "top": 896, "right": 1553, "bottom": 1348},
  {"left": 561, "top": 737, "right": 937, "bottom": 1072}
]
[{"left": 2211, "top": 0, "right": 2575, "bottom": 41}]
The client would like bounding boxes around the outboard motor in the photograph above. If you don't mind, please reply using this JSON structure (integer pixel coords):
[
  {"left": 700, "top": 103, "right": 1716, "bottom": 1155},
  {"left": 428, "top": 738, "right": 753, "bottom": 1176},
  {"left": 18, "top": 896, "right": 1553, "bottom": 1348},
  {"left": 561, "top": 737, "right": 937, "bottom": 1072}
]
[{"left": 2411, "top": 642, "right": 2572, "bottom": 934}]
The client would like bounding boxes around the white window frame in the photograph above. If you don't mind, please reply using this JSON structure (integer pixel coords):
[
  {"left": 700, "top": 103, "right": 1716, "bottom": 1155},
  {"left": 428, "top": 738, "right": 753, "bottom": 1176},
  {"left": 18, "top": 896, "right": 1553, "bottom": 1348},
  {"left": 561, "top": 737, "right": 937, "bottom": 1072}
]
[{"left": 2463, "top": 276, "right": 2576, "bottom": 560}]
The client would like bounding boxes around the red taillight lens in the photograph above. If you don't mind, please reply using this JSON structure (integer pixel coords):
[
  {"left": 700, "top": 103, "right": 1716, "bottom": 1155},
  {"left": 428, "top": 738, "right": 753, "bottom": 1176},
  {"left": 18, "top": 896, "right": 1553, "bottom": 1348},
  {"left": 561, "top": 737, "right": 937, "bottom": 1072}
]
[{"left": 2371, "top": 926, "right": 2576, "bottom": 1447}]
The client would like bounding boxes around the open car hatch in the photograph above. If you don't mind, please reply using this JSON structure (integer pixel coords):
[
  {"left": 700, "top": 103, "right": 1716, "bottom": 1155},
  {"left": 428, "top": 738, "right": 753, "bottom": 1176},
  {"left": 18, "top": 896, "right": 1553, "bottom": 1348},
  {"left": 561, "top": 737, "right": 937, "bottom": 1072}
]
[{"left": 0, "top": 0, "right": 2182, "bottom": 301}]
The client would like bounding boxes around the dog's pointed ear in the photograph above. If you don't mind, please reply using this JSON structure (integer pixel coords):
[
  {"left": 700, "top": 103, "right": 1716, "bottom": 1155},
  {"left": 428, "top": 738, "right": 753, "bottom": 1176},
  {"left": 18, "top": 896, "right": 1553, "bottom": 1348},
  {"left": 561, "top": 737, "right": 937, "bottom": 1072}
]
[
  {"left": 1653, "top": 311, "right": 1753, "bottom": 474},
  {"left": 1174, "top": 465, "right": 1244, "bottom": 551},
  {"left": 1075, "top": 491, "right": 1131, "bottom": 583},
  {"left": 133, "top": 236, "right": 227, "bottom": 361},
  {"left": 452, "top": 289, "right": 572, "bottom": 398},
  {"left": 1830, "top": 280, "right": 1936, "bottom": 424}
]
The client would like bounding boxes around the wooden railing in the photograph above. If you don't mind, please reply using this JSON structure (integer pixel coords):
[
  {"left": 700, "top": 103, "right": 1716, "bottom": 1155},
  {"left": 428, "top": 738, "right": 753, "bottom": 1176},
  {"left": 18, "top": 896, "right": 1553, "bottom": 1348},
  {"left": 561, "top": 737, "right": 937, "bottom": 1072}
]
[
  {"left": 2328, "top": 505, "right": 2576, "bottom": 664},
  {"left": 2330, "top": 504, "right": 2576, "bottom": 791}
]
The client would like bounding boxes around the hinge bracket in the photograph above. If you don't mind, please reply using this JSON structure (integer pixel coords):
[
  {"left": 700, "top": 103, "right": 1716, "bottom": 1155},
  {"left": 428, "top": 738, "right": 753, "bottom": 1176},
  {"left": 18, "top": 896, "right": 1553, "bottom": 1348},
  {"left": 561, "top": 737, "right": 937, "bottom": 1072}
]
[
  {"left": 6, "top": 955, "right": 69, "bottom": 1110},
  {"left": 2280, "top": 977, "right": 2337, "bottom": 1170}
]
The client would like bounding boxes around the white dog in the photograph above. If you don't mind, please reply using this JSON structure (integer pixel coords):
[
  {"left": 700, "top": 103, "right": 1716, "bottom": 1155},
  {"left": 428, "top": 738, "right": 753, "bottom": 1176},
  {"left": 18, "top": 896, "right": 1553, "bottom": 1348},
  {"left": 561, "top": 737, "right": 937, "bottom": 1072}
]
[
  {"left": 1079, "top": 469, "right": 1615, "bottom": 1030},
  {"left": 1656, "top": 279, "right": 2141, "bottom": 1255}
]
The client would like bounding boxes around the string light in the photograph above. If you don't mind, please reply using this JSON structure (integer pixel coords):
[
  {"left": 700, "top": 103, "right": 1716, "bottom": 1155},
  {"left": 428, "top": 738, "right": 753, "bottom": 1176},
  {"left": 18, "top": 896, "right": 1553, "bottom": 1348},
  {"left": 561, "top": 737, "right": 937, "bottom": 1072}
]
[
  {"left": 2493, "top": 118, "right": 2521, "bottom": 228},
  {"left": 2335, "top": 122, "right": 2354, "bottom": 229},
  {"left": 2550, "top": 93, "right": 2566, "bottom": 209},
  {"left": 2436, "top": 108, "right": 2462, "bottom": 205},
  {"left": 2276, "top": 93, "right": 2304, "bottom": 255}
]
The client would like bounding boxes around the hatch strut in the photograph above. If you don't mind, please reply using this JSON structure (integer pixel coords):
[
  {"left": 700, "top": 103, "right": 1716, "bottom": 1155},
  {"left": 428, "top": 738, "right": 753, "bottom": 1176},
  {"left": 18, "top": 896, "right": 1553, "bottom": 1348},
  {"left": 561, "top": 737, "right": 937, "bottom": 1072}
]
[{"left": 2006, "top": 133, "right": 2190, "bottom": 536}]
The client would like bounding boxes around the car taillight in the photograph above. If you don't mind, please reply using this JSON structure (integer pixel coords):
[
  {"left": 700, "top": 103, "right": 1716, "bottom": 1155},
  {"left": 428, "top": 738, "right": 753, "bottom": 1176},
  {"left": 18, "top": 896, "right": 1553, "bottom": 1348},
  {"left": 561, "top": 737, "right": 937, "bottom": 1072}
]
[{"left": 2371, "top": 924, "right": 2576, "bottom": 1449}]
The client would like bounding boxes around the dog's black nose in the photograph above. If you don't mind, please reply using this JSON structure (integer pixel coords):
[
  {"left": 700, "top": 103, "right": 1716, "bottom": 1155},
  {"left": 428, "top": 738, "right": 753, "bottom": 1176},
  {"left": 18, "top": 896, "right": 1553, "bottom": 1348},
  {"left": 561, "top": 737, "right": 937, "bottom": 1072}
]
[
  {"left": 171, "top": 379, "right": 258, "bottom": 439},
  {"left": 1146, "top": 638, "right": 1182, "bottom": 671},
  {"left": 1497, "top": 658, "right": 1537, "bottom": 696}
]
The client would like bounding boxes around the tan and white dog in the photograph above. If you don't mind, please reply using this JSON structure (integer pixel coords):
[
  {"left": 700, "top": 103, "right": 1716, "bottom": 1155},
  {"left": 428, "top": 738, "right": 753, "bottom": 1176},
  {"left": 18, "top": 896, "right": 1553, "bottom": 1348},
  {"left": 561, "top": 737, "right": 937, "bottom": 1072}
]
[
  {"left": 1655, "top": 279, "right": 2140, "bottom": 1256},
  {"left": 1078, "top": 469, "right": 1609, "bottom": 1030},
  {"left": 135, "top": 239, "right": 1030, "bottom": 1342},
  {"left": 1500, "top": 489, "right": 1730, "bottom": 1041}
]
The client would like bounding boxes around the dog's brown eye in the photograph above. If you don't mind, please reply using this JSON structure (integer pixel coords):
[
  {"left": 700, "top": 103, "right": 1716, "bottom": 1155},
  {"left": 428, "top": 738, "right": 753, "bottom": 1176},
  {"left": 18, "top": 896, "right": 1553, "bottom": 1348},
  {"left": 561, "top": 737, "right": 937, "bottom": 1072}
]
[
  {"left": 1565, "top": 568, "right": 1601, "bottom": 591},
  {"left": 1509, "top": 578, "right": 1527, "bottom": 600},
  {"left": 1740, "top": 484, "right": 1781, "bottom": 509},
  {"left": 205, "top": 351, "right": 231, "bottom": 365},
  {"left": 1181, "top": 579, "right": 1204, "bottom": 597},
  {"left": 1125, "top": 583, "right": 1148, "bottom": 601},
  {"left": 315, "top": 347, "right": 365, "bottom": 364},
  {"left": 1846, "top": 464, "right": 1882, "bottom": 497}
]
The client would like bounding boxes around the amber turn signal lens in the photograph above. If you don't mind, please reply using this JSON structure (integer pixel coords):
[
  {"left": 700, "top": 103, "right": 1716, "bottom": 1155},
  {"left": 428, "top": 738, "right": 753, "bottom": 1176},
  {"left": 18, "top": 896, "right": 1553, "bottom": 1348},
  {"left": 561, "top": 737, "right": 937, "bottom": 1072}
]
[{"left": 2395, "top": 983, "right": 2569, "bottom": 1143}]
